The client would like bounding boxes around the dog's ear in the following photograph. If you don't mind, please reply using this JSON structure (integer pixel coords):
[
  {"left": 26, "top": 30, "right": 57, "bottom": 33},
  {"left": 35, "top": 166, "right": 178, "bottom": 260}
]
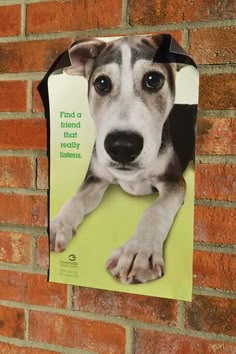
[
  {"left": 150, "top": 34, "right": 196, "bottom": 71},
  {"left": 64, "top": 38, "right": 106, "bottom": 77}
]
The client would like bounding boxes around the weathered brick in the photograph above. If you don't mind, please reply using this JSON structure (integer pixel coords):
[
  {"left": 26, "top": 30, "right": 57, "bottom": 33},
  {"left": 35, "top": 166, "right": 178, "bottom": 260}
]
[
  {"left": 195, "top": 164, "right": 236, "bottom": 201},
  {"left": 0, "top": 119, "right": 47, "bottom": 151},
  {"left": 196, "top": 118, "right": 236, "bottom": 155},
  {"left": 194, "top": 206, "right": 236, "bottom": 245},
  {"left": 37, "top": 157, "right": 48, "bottom": 190},
  {"left": 185, "top": 295, "right": 236, "bottom": 336},
  {"left": 0, "top": 5, "right": 21, "bottom": 37},
  {"left": 0, "top": 81, "right": 27, "bottom": 112},
  {"left": 0, "top": 271, "right": 67, "bottom": 308},
  {"left": 135, "top": 329, "right": 236, "bottom": 354},
  {"left": 0, "top": 39, "right": 71, "bottom": 73},
  {"left": 36, "top": 235, "right": 49, "bottom": 269},
  {"left": 193, "top": 251, "right": 236, "bottom": 291},
  {"left": 29, "top": 311, "right": 126, "bottom": 353},
  {"left": 33, "top": 81, "right": 44, "bottom": 113},
  {"left": 130, "top": 0, "right": 236, "bottom": 26},
  {"left": 73, "top": 288, "right": 178, "bottom": 325},
  {"left": 190, "top": 27, "right": 236, "bottom": 64},
  {"left": 27, "top": 0, "right": 122, "bottom": 34},
  {"left": 0, "top": 342, "right": 58, "bottom": 354},
  {"left": 0, "top": 232, "right": 31, "bottom": 265},
  {"left": 0, "top": 193, "right": 47, "bottom": 227},
  {"left": 0, "top": 306, "right": 25, "bottom": 339},
  {"left": 199, "top": 74, "right": 236, "bottom": 110},
  {"left": 0, "top": 156, "right": 34, "bottom": 188}
]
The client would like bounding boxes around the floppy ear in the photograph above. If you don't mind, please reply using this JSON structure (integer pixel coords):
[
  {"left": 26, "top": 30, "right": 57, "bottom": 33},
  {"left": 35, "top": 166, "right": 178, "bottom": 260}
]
[{"left": 64, "top": 38, "right": 106, "bottom": 77}]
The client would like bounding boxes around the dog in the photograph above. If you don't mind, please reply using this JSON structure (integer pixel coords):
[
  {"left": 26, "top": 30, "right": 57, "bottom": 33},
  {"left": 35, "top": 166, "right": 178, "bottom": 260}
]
[{"left": 50, "top": 34, "right": 197, "bottom": 284}]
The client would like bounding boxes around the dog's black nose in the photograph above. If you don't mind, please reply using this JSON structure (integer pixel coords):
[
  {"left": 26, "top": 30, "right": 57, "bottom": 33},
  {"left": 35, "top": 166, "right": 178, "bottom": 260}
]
[{"left": 104, "top": 131, "right": 143, "bottom": 163}]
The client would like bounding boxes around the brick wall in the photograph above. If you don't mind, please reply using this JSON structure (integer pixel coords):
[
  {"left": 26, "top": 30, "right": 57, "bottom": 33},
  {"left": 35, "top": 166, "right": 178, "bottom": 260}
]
[{"left": 0, "top": 0, "right": 235, "bottom": 353}]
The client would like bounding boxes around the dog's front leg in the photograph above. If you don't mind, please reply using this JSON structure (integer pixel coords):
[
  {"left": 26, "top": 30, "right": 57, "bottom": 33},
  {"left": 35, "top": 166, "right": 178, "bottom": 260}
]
[
  {"left": 50, "top": 178, "right": 109, "bottom": 252},
  {"left": 106, "top": 179, "right": 186, "bottom": 284}
]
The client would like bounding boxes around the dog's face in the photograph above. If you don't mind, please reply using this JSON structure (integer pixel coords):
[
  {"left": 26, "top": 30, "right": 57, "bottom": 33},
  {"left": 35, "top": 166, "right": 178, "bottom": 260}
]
[{"left": 66, "top": 35, "right": 177, "bottom": 175}]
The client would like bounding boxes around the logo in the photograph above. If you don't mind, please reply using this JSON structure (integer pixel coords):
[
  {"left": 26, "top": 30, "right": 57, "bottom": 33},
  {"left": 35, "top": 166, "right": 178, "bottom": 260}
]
[{"left": 68, "top": 254, "right": 76, "bottom": 262}]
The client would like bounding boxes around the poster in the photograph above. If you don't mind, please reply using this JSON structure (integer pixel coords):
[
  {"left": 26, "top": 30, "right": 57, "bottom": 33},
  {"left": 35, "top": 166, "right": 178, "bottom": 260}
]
[{"left": 40, "top": 34, "right": 199, "bottom": 301}]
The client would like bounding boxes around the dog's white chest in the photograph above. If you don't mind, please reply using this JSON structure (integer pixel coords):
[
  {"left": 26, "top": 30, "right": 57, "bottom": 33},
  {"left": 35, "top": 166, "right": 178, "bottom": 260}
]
[{"left": 118, "top": 179, "right": 153, "bottom": 196}]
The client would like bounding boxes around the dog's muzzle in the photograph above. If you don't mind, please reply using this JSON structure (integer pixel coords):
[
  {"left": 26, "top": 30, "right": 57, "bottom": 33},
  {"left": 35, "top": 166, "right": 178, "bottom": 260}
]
[{"left": 104, "top": 131, "right": 143, "bottom": 164}]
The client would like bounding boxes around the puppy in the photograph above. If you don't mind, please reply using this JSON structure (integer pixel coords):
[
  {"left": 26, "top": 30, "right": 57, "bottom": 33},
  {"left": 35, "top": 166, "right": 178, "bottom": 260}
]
[{"left": 50, "top": 34, "right": 197, "bottom": 284}]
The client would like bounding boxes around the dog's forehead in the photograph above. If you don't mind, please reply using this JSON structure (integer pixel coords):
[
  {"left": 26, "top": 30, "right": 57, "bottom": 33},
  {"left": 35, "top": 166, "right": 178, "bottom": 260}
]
[{"left": 93, "top": 37, "right": 157, "bottom": 70}]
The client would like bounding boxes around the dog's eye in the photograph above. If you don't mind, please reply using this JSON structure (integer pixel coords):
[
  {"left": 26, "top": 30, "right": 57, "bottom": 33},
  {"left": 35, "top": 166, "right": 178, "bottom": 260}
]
[
  {"left": 143, "top": 72, "right": 164, "bottom": 91},
  {"left": 94, "top": 75, "right": 112, "bottom": 95}
]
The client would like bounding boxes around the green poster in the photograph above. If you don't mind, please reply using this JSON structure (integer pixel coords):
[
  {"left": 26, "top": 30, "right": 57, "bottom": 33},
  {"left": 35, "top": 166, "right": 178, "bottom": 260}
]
[{"left": 44, "top": 34, "right": 199, "bottom": 301}]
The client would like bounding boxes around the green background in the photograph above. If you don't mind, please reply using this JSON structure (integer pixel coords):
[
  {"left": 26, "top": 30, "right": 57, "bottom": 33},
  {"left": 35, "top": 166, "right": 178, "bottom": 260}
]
[{"left": 48, "top": 70, "right": 195, "bottom": 301}]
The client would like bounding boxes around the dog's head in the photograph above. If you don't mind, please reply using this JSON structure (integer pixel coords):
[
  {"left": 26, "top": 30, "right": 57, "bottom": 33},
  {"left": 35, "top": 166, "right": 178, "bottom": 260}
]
[{"left": 65, "top": 35, "right": 182, "bottom": 175}]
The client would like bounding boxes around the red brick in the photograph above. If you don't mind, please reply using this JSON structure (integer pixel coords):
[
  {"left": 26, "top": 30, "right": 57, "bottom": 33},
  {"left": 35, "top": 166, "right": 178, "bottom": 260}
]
[
  {"left": 185, "top": 295, "right": 236, "bottom": 336},
  {"left": 135, "top": 329, "right": 236, "bottom": 354},
  {"left": 73, "top": 288, "right": 177, "bottom": 325},
  {"left": 195, "top": 164, "right": 236, "bottom": 201},
  {"left": 196, "top": 118, "right": 236, "bottom": 155},
  {"left": 0, "top": 39, "right": 71, "bottom": 73},
  {"left": 27, "top": 0, "right": 122, "bottom": 34},
  {"left": 199, "top": 74, "right": 236, "bottom": 110},
  {"left": 36, "top": 236, "right": 49, "bottom": 268},
  {"left": 0, "top": 119, "right": 47, "bottom": 151},
  {"left": 33, "top": 81, "right": 44, "bottom": 113},
  {"left": 30, "top": 311, "right": 126, "bottom": 353},
  {"left": 0, "top": 232, "right": 31, "bottom": 265},
  {"left": 0, "top": 306, "right": 25, "bottom": 339},
  {"left": 0, "top": 342, "right": 58, "bottom": 354},
  {"left": 0, "top": 156, "right": 34, "bottom": 188},
  {"left": 0, "top": 81, "right": 27, "bottom": 112},
  {"left": 130, "top": 0, "right": 236, "bottom": 26},
  {"left": 0, "top": 5, "right": 21, "bottom": 37},
  {"left": 0, "top": 270, "right": 67, "bottom": 308},
  {"left": 194, "top": 206, "right": 236, "bottom": 245},
  {"left": 193, "top": 251, "right": 236, "bottom": 291},
  {"left": 190, "top": 27, "right": 236, "bottom": 64},
  {"left": 37, "top": 157, "right": 48, "bottom": 190},
  {"left": 0, "top": 193, "right": 47, "bottom": 227}
]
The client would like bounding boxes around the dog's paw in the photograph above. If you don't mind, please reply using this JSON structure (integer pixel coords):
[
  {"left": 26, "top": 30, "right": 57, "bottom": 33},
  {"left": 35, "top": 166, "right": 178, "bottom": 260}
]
[
  {"left": 50, "top": 217, "right": 75, "bottom": 252},
  {"left": 106, "top": 239, "right": 164, "bottom": 284}
]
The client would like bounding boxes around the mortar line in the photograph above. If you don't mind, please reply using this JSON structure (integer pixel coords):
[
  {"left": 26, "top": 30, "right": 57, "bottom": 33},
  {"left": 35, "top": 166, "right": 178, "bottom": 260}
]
[
  {"left": 0, "top": 72, "right": 46, "bottom": 81},
  {"left": 182, "top": 28, "right": 190, "bottom": 53},
  {"left": 177, "top": 301, "right": 185, "bottom": 328},
  {"left": 0, "top": 112, "right": 45, "bottom": 119},
  {"left": 24, "top": 306, "right": 30, "bottom": 341},
  {"left": 0, "top": 262, "right": 47, "bottom": 275},
  {"left": 0, "top": 335, "right": 93, "bottom": 354},
  {"left": 21, "top": 0, "right": 26, "bottom": 37},
  {"left": 193, "top": 286, "right": 236, "bottom": 299},
  {"left": 67, "top": 285, "right": 73, "bottom": 310},
  {"left": 193, "top": 242, "right": 236, "bottom": 254},
  {"left": 125, "top": 326, "right": 135, "bottom": 354},
  {"left": 196, "top": 155, "right": 236, "bottom": 164},
  {"left": 31, "top": 230, "right": 37, "bottom": 270},
  {"left": 122, "top": 0, "right": 129, "bottom": 27},
  {"left": 0, "top": 187, "right": 47, "bottom": 195},
  {"left": 198, "top": 64, "right": 236, "bottom": 74},
  {"left": 194, "top": 199, "right": 236, "bottom": 208},
  {"left": 27, "top": 80, "right": 33, "bottom": 113},
  {"left": 0, "top": 150, "right": 47, "bottom": 157},
  {"left": 0, "top": 1, "right": 22, "bottom": 5},
  {"left": 0, "top": 224, "right": 47, "bottom": 234},
  {"left": 197, "top": 110, "right": 236, "bottom": 118}
]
